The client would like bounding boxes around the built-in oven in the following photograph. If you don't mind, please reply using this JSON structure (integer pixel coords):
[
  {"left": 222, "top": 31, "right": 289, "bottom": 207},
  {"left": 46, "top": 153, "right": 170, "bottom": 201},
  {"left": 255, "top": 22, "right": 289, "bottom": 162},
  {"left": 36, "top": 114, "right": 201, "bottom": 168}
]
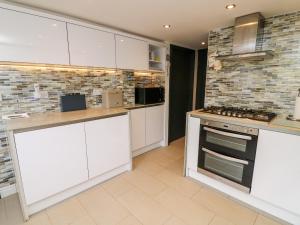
[{"left": 198, "top": 119, "right": 259, "bottom": 192}]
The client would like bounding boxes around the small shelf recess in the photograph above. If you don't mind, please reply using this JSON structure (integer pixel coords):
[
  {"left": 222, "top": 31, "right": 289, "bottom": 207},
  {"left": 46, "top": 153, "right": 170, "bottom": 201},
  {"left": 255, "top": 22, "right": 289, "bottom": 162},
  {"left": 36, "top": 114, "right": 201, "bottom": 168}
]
[
  {"left": 149, "top": 45, "right": 165, "bottom": 71},
  {"left": 216, "top": 50, "right": 274, "bottom": 61}
]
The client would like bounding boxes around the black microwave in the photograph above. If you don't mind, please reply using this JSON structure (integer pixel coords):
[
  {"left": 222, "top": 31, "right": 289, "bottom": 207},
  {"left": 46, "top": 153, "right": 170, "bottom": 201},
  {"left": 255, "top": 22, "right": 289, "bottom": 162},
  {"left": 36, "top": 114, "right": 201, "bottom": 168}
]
[{"left": 135, "top": 87, "right": 165, "bottom": 105}]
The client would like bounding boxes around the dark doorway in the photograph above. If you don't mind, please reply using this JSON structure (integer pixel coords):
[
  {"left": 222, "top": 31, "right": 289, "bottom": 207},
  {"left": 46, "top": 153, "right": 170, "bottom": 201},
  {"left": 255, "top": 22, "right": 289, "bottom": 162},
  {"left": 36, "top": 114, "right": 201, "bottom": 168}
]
[
  {"left": 169, "top": 45, "right": 195, "bottom": 143},
  {"left": 196, "top": 48, "right": 208, "bottom": 109}
]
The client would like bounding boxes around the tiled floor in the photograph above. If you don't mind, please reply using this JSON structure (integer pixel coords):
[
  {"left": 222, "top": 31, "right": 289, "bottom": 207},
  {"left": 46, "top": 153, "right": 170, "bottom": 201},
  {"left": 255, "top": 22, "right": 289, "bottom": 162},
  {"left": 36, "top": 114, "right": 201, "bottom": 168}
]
[{"left": 0, "top": 138, "right": 287, "bottom": 225}]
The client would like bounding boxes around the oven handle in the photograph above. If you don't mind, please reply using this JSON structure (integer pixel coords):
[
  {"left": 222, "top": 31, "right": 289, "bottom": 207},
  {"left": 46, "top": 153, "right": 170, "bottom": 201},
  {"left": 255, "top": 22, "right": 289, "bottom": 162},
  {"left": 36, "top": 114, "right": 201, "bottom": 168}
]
[
  {"left": 203, "top": 127, "right": 252, "bottom": 140},
  {"left": 202, "top": 147, "right": 249, "bottom": 165}
]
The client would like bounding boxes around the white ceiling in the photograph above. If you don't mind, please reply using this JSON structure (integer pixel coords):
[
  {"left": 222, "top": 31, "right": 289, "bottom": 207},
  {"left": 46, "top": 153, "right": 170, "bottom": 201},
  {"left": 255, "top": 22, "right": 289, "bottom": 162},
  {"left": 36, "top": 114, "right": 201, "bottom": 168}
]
[{"left": 7, "top": 0, "right": 300, "bottom": 49}]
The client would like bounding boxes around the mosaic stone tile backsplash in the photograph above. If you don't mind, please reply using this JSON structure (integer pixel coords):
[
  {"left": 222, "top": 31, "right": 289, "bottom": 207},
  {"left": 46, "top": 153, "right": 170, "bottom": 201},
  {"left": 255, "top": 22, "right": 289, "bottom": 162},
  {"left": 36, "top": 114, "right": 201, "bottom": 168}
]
[
  {"left": 205, "top": 11, "right": 300, "bottom": 114},
  {"left": 0, "top": 66, "right": 165, "bottom": 192}
]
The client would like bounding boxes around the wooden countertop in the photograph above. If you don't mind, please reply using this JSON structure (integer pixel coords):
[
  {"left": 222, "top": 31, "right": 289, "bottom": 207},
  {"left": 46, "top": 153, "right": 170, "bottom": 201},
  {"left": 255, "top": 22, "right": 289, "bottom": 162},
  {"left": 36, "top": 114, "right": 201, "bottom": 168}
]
[
  {"left": 189, "top": 110, "right": 300, "bottom": 136},
  {"left": 6, "top": 107, "right": 129, "bottom": 133},
  {"left": 5, "top": 103, "right": 165, "bottom": 133}
]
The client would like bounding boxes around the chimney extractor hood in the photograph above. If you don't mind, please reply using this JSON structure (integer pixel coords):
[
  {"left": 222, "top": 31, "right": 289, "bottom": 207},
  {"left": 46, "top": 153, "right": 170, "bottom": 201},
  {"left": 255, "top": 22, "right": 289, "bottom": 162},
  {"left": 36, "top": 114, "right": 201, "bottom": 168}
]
[{"left": 216, "top": 12, "right": 273, "bottom": 60}]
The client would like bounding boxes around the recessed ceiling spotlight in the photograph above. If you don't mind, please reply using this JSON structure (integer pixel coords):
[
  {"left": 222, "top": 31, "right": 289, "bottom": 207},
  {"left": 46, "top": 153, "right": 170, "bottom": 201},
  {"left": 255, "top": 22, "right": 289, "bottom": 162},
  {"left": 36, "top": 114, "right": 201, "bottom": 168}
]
[
  {"left": 163, "top": 24, "right": 171, "bottom": 29},
  {"left": 201, "top": 42, "right": 206, "bottom": 45},
  {"left": 225, "top": 4, "right": 236, "bottom": 9}
]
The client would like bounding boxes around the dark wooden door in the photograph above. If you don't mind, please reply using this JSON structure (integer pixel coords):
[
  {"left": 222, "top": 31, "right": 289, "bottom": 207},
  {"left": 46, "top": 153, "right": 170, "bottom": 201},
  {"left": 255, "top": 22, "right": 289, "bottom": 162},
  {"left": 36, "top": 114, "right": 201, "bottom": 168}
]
[
  {"left": 169, "top": 45, "right": 195, "bottom": 143},
  {"left": 196, "top": 48, "right": 208, "bottom": 109}
]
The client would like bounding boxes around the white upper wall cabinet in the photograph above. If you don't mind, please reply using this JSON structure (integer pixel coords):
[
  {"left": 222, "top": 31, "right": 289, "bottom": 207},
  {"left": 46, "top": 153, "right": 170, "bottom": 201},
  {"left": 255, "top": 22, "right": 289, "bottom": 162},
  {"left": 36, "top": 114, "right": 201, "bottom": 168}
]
[
  {"left": 0, "top": 8, "right": 69, "bottom": 65},
  {"left": 115, "top": 35, "right": 149, "bottom": 70},
  {"left": 67, "top": 23, "right": 116, "bottom": 68}
]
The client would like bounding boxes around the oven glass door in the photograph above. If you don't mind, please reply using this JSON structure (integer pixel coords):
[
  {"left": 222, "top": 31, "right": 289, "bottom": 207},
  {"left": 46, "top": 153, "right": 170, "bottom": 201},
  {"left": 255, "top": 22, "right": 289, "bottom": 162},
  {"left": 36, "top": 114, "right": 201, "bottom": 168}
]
[
  {"left": 200, "top": 125, "right": 258, "bottom": 160},
  {"left": 198, "top": 147, "right": 254, "bottom": 188}
]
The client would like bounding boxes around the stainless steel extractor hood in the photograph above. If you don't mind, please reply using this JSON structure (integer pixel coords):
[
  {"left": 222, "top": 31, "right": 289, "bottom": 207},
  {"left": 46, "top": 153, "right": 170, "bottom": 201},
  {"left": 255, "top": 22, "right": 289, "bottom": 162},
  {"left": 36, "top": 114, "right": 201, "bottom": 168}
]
[{"left": 217, "top": 12, "right": 273, "bottom": 60}]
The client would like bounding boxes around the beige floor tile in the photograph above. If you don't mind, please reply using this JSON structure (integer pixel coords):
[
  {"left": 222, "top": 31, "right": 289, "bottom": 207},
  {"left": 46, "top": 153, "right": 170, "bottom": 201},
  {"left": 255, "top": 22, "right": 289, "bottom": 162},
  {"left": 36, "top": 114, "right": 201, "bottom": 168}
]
[
  {"left": 46, "top": 197, "right": 87, "bottom": 225},
  {"left": 69, "top": 215, "right": 96, "bottom": 225},
  {"left": 164, "top": 158, "right": 184, "bottom": 175},
  {"left": 117, "top": 188, "right": 171, "bottom": 225},
  {"left": 24, "top": 212, "right": 52, "bottom": 225},
  {"left": 142, "top": 146, "right": 183, "bottom": 167},
  {"left": 2, "top": 194, "right": 24, "bottom": 225},
  {"left": 123, "top": 170, "right": 167, "bottom": 197},
  {"left": 117, "top": 215, "right": 142, "bottom": 225},
  {"left": 192, "top": 187, "right": 257, "bottom": 225},
  {"left": 155, "top": 170, "right": 202, "bottom": 198},
  {"left": 155, "top": 188, "right": 214, "bottom": 225},
  {"left": 102, "top": 173, "right": 135, "bottom": 198},
  {"left": 133, "top": 159, "right": 166, "bottom": 176},
  {"left": 209, "top": 216, "right": 234, "bottom": 225},
  {"left": 164, "top": 216, "right": 187, "bottom": 225},
  {"left": 77, "top": 185, "right": 129, "bottom": 225},
  {"left": 254, "top": 214, "right": 285, "bottom": 225}
]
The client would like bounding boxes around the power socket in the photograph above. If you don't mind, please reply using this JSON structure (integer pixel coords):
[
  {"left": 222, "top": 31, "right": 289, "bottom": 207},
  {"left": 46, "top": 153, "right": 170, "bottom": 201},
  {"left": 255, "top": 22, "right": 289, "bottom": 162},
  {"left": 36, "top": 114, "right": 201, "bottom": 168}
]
[{"left": 92, "top": 88, "right": 103, "bottom": 96}]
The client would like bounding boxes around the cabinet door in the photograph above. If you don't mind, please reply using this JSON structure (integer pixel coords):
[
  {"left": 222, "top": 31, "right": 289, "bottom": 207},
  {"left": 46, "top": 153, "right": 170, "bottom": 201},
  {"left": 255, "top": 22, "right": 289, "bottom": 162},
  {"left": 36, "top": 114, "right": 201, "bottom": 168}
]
[
  {"left": 85, "top": 115, "right": 130, "bottom": 179},
  {"left": 0, "top": 8, "right": 69, "bottom": 65},
  {"left": 146, "top": 105, "right": 164, "bottom": 145},
  {"left": 67, "top": 23, "right": 116, "bottom": 68},
  {"left": 251, "top": 129, "right": 300, "bottom": 215},
  {"left": 186, "top": 116, "right": 200, "bottom": 172},
  {"left": 14, "top": 123, "right": 88, "bottom": 205},
  {"left": 131, "top": 108, "right": 146, "bottom": 151},
  {"left": 115, "top": 35, "right": 148, "bottom": 70}
]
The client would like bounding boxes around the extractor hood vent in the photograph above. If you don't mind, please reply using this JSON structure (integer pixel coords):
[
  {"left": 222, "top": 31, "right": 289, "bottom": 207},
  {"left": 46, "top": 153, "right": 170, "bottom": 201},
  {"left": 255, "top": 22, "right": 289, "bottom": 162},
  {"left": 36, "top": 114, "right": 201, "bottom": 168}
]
[
  {"left": 217, "top": 12, "right": 273, "bottom": 60},
  {"left": 216, "top": 50, "right": 273, "bottom": 61}
]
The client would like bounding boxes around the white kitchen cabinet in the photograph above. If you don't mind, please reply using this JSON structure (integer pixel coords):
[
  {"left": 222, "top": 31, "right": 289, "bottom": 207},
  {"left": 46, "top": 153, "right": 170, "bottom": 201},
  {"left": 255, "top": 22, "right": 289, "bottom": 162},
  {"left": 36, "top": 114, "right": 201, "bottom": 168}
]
[
  {"left": 186, "top": 116, "right": 200, "bottom": 172},
  {"left": 115, "top": 35, "right": 148, "bottom": 70},
  {"left": 14, "top": 123, "right": 88, "bottom": 205},
  {"left": 130, "top": 108, "right": 146, "bottom": 151},
  {"left": 251, "top": 129, "right": 300, "bottom": 215},
  {"left": 67, "top": 23, "right": 116, "bottom": 68},
  {"left": 0, "top": 8, "right": 69, "bottom": 65},
  {"left": 146, "top": 105, "right": 164, "bottom": 145},
  {"left": 84, "top": 115, "right": 130, "bottom": 179}
]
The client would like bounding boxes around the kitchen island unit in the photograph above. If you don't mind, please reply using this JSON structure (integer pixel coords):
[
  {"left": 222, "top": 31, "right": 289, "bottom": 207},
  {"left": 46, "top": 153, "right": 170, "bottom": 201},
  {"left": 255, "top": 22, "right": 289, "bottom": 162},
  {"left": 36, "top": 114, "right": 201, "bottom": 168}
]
[
  {"left": 184, "top": 110, "right": 300, "bottom": 225},
  {"left": 6, "top": 108, "right": 132, "bottom": 220}
]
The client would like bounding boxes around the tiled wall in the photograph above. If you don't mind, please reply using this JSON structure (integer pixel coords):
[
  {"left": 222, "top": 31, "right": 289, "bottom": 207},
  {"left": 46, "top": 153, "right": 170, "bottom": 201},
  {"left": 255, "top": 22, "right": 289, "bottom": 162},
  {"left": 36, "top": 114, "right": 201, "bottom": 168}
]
[
  {"left": 0, "top": 65, "right": 165, "bottom": 193},
  {"left": 205, "top": 11, "right": 300, "bottom": 114}
]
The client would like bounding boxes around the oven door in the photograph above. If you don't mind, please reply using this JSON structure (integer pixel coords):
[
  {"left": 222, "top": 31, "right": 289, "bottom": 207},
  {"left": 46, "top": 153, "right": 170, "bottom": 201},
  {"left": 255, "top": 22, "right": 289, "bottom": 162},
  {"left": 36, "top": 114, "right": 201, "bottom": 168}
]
[
  {"left": 200, "top": 125, "right": 258, "bottom": 160},
  {"left": 198, "top": 147, "right": 254, "bottom": 190}
]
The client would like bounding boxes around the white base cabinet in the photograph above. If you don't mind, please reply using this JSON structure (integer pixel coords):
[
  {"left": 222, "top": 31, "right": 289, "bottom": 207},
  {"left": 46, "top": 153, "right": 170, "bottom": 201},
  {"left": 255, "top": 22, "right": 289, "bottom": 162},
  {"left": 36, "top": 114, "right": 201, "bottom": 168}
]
[
  {"left": 12, "top": 114, "right": 131, "bottom": 219},
  {"left": 130, "top": 108, "right": 146, "bottom": 151},
  {"left": 185, "top": 116, "right": 200, "bottom": 173},
  {"left": 14, "top": 123, "right": 88, "bottom": 205},
  {"left": 84, "top": 115, "right": 130, "bottom": 178},
  {"left": 130, "top": 105, "right": 164, "bottom": 154},
  {"left": 251, "top": 129, "right": 300, "bottom": 216},
  {"left": 146, "top": 105, "right": 164, "bottom": 145}
]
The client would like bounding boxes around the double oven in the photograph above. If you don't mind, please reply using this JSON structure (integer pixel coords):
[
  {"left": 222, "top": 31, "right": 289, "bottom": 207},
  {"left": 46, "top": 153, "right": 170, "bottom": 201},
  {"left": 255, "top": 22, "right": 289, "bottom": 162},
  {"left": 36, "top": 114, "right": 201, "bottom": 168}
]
[{"left": 198, "top": 119, "right": 259, "bottom": 192}]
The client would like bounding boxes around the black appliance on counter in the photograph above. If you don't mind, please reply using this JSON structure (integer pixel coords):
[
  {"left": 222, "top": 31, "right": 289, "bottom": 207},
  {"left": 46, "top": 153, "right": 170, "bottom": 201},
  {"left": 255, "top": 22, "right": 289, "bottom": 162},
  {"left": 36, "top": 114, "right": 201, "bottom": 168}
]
[
  {"left": 60, "top": 93, "right": 86, "bottom": 112},
  {"left": 198, "top": 119, "right": 259, "bottom": 193},
  {"left": 135, "top": 87, "right": 164, "bottom": 105}
]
